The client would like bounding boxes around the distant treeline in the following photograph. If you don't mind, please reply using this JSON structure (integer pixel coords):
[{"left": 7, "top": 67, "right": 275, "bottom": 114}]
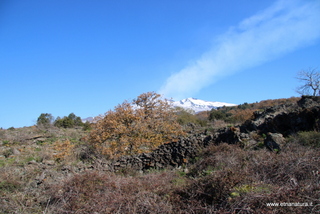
[{"left": 37, "top": 112, "right": 91, "bottom": 130}]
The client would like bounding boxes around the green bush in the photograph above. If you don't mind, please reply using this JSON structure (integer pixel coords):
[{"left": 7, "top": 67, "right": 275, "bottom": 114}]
[
  {"left": 175, "top": 107, "right": 208, "bottom": 127},
  {"left": 294, "top": 131, "right": 320, "bottom": 148},
  {"left": 54, "top": 113, "right": 84, "bottom": 128},
  {"left": 209, "top": 110, "right": 227, "bottom": 121},
  {"left": 37, "top": 113, "right": 54, "bottom": 127},
  {"left": 82, "top": 121, "right": 92, "bottom": 131},
  {"left": 54, "top": 117, "right": 74, "bottom": 128}
]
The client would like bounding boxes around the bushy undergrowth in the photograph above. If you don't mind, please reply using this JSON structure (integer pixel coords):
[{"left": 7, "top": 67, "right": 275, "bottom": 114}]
[
  {"left": 0, "top": 126, "right": 91, "bottom": 213},
  {"left": 289, "top": 131, "right": 320, "bottom": 148},
  {"left": 183, "top": 143, "right": 320, "bottom": 213},
  {"left": 1, "top": 126, "right": 319, "bottom": 213},
  {"left": 209, "top": 97, "right": 299, "bottom": 124},
  {"left": 1, "top": 95, "right": 319, "bottom": 213},
  {"left": 46, "top": 171, "right": 177, "bottom": 213},
  {"left": 38, "top": 141, "right": 320, "bottom": 214}
]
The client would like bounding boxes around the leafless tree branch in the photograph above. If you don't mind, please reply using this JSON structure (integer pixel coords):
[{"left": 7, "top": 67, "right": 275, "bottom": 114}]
[{"left": 296, "top": 67, "right": 320, "bottom": 96}]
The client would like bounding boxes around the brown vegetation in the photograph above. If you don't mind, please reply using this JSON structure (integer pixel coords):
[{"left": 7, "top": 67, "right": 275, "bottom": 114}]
[
  {"left": 88, "top": 92, "right": 186, "bottom": 158},
  {"left": 0, "top": 95, "right": 319, "bottom": 213},
  {"left": 34, "top": 139, "right": 320, "bottom": 213},
  {"left": 209, "top": 97, "right": 300, "bottom": 124}
]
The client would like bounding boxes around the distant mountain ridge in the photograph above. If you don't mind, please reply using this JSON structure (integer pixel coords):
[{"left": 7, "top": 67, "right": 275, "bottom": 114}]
[
  {"left": 82, "top": 116, "right": 101, "bottom": 123},
  {"left": 171, "top": 98, "right": 237, "bottom": 113},
  {"left": 82, "top": 98, "right": 237, "bottom": 122}
]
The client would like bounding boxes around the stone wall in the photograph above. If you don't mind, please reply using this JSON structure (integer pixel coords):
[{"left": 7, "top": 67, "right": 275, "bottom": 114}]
[
  {"left": 105, "top": 134, "right": 213, "bottom": 172},
  {"left": 104, "top": 96, "right": 320, "bottom": 172}
]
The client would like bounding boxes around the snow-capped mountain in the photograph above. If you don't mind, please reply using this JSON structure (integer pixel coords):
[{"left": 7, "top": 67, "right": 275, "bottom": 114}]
[
  {"left": 172, "top": 98, "right": 237, "bottom": 113},
  {"left": 82, "top": 98, "right": 237, "bottom": 122},
  {"left": 81, "top": 115, "right": 104, "bottom": 123}
]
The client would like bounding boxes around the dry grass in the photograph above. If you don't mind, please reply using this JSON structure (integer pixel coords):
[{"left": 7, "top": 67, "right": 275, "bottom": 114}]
[
  {"left": 45, "top": 170, "right": 177, "bottom": 213},
  {"left": 1, "top": 126, "right": 319, "bottom": 213},
  {"left": 0, "top": 126, "right": 89, "bottom": 213},
  {"left": 39, "top": 141, "right": 319, "bottom": 214},
  {"left": 180, "top": 142, "right": 320, "bottom": 213}
]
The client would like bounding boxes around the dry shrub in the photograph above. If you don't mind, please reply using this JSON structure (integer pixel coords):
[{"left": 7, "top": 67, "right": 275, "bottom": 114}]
[
  {"left": 52, "top": 139, "right": 75, "bottom": 162},
  {"left": 1, "top": 140, "right": 317, "bottom": 214},
  {"left": 172, "top": 142, "right": 320, "bottom": 213},
  {"left": 43, "top": 142, "right": 317, "bottom": 213},
  {"left": 2, "top": 120, "right": 319, "bottom": 213},
  {"left": 168, "top": 144, "right": 251, "bottom": 212},
  {"left": 188, "top": 143, "right": 249, "bottom": 176},
  {"left": 0, "top": 175, "right": 21, "bottom": 193},
  {"left": 229, "top": 108, "right": 256, "bottom": 123},
  {"left": 209, "top": 97, "right": 300, "bottom": 125},
  {"left": 89, "top": 92, "right": 186, "bottom": 159},
  {"left": 171, "top": 170, "right": 245, "bottom": 213},
  {"left": 46, "top": 170, "right": 177, "bottom": 213},
  {"left": 0, "top": 164, "right": 47, "bottom": 214},
  {"left": 212, "top": 120, "right": 228, "bottom": 129}
]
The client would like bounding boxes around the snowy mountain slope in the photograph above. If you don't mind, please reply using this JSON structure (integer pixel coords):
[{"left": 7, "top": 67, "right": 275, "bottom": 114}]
[
  {"left": 172, "top": 98, "right": 237, "bottom": 113},
  {"left": 81, "top": 115, "right": 104, "bottom": 123},
  {"left": 82, "top": 98, "right": 237, "bottom": 122}
]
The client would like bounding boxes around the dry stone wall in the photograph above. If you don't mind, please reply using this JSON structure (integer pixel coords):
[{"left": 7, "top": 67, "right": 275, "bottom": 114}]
[
  {"left": 106, "top": 134, "right": 213, "bottom": 172},
  {"left": 103, "top": 96, "right": 320, "bottom": 172}
]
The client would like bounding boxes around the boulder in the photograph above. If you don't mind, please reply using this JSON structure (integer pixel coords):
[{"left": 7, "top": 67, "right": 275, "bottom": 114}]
[
  {"left": 264, "top": 132, "right": 284, "bottom": 152},
  {"left": 242, "top": 96, "right": 320, "bottom": 136}
]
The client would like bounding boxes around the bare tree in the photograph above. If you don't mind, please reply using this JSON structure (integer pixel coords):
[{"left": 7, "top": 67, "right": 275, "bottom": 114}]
[{"left": 296, "top": 68, "right": 320, "bottom": 96}]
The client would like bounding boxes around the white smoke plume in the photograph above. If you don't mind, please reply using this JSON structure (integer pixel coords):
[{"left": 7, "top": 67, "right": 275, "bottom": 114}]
[{"left": 159, "top": 0, "right": 320, "bottom": 100}]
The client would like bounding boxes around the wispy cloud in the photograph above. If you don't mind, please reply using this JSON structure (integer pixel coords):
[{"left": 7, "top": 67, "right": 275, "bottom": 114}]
[{"left": 159, "top": 0, "right": 320, "bottom": 100}]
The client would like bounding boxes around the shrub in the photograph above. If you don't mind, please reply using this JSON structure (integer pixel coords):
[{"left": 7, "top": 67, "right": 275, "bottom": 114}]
[
  {"left": 209, "top": 109, "right": 228, "bottom": 121},
  {"left": 82, "top": 121, "right": 92, "bottom": 131},
  {"left": 36, "top": 113, "right": 54, "bottom": 127},
  {"left": 175, "top": 107, "right": 207, "bottom": 127},
  {"left": 46, "top": 171, "right": 176, "bottom": 213},
  {"left": 52, "top": 139, "right": 75, "bottom": 162},
  {"left": 208, "top": 97, "right": 300, "bottom": 125},
  {"left": 291, "top": 131, "right": 320, "bottom": 148},
  {"left": 88, "top": 92, "right": 186, "bottom": 158},
  {"left": 54, "top": 113, "right": 84, "bottom": 128}
]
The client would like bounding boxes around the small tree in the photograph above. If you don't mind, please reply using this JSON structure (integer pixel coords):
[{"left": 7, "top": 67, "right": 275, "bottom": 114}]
[
  {"left": 37, "top": 113, "right": 54, "bottom": 127},
  {"left": 54, "top": 113, "right": 84, "bottom": 128},
  {"left": 54, "top": 116, "right": 74, "bottom": 128},
  {"left": 296, "top": 68, "right": 320, "bottom": 96},
  {"left": 89, "top": 92, "right": 186, "bottom": 158}
]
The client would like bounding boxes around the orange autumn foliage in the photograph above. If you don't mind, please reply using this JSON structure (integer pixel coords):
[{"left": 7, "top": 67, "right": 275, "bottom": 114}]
[{"left": 89, "top": 92, "right": 186, "bottom": 159}]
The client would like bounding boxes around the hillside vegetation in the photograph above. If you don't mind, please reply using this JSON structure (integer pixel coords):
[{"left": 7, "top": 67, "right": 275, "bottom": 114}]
[{"left": 0, "top": 95, "right": 319, "bottom": 214}]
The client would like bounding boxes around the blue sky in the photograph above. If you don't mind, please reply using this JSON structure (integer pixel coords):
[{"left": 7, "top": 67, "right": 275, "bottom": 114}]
[{"left": 1, "top": 0, "right": 320, "bottom": 129}]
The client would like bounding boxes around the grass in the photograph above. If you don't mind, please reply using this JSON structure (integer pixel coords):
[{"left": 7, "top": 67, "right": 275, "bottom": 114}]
[
  {"left": 34, "top": 140, "right": 318, "bottom": 214},
  {"left": 0, "top": 126, "right": 319, "bottom": 213},
  {"left": 289, "top": 131, "right": 320, "bottom": 148}
]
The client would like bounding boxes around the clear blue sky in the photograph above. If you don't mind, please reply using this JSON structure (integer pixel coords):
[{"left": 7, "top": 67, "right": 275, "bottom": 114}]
[{"left": 1, "top": 0, "right": 320, "bottom": 129}]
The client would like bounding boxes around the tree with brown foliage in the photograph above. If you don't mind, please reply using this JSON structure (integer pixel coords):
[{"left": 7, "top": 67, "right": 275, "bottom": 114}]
[{"left": 89, "top": 92, "right": 185, "bottom": 158}]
